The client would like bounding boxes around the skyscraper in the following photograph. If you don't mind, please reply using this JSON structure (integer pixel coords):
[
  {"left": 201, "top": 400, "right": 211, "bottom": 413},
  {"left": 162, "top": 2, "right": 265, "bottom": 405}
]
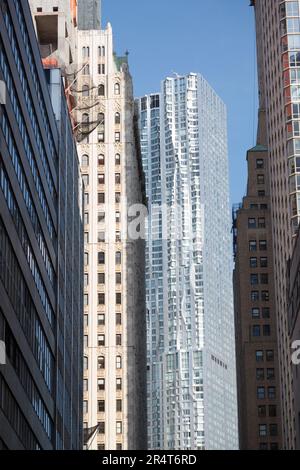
[
  {"left": 251, "top": 0, "right": 300, "bottom": 448},
  {"left": 0, "top": 0, "right": 83, "bottom": 449},
  {"left": 76, "top": 0, "right": 147, "bottom": 450},
  {"left": 136, "top": 73, "right": 238, "bottom": 450},
  {"left": 233, "top": 109, "right": 283, "bottom": 450}
]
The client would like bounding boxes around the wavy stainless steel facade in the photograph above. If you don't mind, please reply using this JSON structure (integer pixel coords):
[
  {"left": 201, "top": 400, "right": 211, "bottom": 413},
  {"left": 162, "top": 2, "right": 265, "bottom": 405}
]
[{"left": 136, "top": 73, "right": 238, "bottom": 450}]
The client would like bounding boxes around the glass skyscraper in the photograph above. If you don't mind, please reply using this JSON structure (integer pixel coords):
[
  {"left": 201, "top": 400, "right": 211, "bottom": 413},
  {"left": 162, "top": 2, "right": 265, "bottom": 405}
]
[{"left": 136, "top": 73, "right": 238, "bottom": 450}]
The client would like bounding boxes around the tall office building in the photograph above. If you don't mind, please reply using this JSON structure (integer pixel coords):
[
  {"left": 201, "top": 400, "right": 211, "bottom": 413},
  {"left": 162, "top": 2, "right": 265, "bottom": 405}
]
[
  {"left": 76, "top": 0, "right": 147, "bottom": 450},
  {"left": 251, "top": 0, "right": 300, "bottom": 448},
  {"left": 136, "top": 74, "right": 238, "bottom": 450},
  {"left": 0, "top": 0, "right": 83, "bottom": 449},
  {"left": 233, "top": 110, "right": 283, "bottom": 450}
]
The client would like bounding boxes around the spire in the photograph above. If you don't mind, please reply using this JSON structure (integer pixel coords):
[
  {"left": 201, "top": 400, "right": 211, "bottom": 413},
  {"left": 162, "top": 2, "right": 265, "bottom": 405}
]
[{"left": 78, "top": 0, "right": 101, "bottom": 30}]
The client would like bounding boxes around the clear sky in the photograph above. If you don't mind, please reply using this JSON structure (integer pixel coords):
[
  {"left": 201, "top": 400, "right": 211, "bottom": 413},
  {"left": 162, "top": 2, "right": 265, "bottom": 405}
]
[{"left": 102, "top": 0, "right": 258, "bottom": 206}]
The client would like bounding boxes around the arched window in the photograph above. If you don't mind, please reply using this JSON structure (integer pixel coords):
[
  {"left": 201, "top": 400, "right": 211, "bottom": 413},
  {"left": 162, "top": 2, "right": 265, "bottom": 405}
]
[
  {"left": 98, "top": 154, "right": 105, "bottom": 166},
  {"left": 98, "top": 113, "right": 105, "bottom": 126},
  {"left": 82, "top": 113, "right": 89, "bottom": 124},
  {"left": 116, "top": 251, "right": 122, "bottom": 265},
  {"left": 98, "top": 356, "right": 105, "bottom": 369},
  {"left": 82, "top": 47, "right": 90, "bottom": 58},
  {"left": 82, "top": 84, "right": 89, "bottom": 97},
  {"left": 114, "top": 83, "right": 120, "bottom": 95},
  {"left": 98, "top": 84, "right": 105, "bottom": 96},
  {"left": 83, "top": 64, "right": 90, "bottom": 75},
  {"left": 116, "top": 356, "right": 122, "bottom": 369},
  {"left": 82, "top": 154, "right": 89, "bottom": 166},
  {"left": 115, "top": 112, "right": 120, "bottom": 125},
  {"left": 115, "top": 154, "right": 121, "bottom": 165}
]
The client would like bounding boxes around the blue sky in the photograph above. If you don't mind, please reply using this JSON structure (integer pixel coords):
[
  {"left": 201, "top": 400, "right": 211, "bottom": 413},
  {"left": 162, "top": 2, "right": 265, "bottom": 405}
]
[{"left": 102, "top": 0, "right": 258, "bottom": 205}]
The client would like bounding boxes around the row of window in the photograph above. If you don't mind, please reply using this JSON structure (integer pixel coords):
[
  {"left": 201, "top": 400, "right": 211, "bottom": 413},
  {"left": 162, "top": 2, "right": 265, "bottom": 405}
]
[
  {"left": 84, "top": 231, "right": 122, "bottom": 244},
  {"left": 84, "top": 312, "right": 122, "bottom": 327},
  {"left": 83, "top": 399, "right": 123, "bottom": 414},
  {"left": 84, "top": 192, "right": 121, "bottom": 207},
  {"left": 82, "top": 173, "right": 121, "bottom": 187},
  {"left": 257, "top": 386, "right": 276, "bottom": 400},
  {"left": 252, "top": 324, "right": 271, "bottom": 337},
  {"left": 82, "top": 153, "right": 121, "bottom": 167},
  {"left": 256, "top": 368, "right": 275, "bottom": 381},
  {"left": 83, "top": 211, "right": 122, "bottom": 226},
  {"left": 251, "top": 290, "right": 270, "bottom": 301},
  {"left": 250, "top": 273, "right": 269, "bottom": 285},
  {"left": 84, "top": 251, "right": 121, "bottom": 266},
  {"left": 249, "top": 240, "right": 268, "bottom": 251},
  {"left": 84, "top": 272, "right": 122, "bottom": 286},
  {"left": 256, "top": 350, "right": 274, "bottom": 362},
  {"left": 251, "top": 307, "right": 270, "bottom": 319},
  {"left": 84, "top": 293, "right": 122, "bottom": 306},
  {"left": 248, "top": 217, "right": 266, "bottom": 229},
  {"left": 250, "top": 257, "right": 268, "bottom": 268},
  {"left": 97, "top": 421, "right": 123, "bottom": 435},
  {"left": 258, "top": 423, "right": 278, "bottom": 438},
  {"left": 82, "top": 46, "right": 106, "bottom": 58},
  {"left": 84, "top": 355, "right": 122, "bottom": 370},
  {"left": 84, "top": 334, "right": 122, "bottom": 347}
]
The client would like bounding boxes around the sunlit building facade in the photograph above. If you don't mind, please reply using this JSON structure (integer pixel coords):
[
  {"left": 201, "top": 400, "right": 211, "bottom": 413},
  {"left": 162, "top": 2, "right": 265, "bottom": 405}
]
[{"left": 136, "top": 74, "right": 238, "bottom": 450}]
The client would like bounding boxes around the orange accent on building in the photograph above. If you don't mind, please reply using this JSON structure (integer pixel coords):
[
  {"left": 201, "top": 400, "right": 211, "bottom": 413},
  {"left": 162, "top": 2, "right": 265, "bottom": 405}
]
[
  {"left": 42, "top": 57, "right": 59, "bottom": 68},
  {"left": 70, "top": 0, "right": 77, "bottom": 26}
]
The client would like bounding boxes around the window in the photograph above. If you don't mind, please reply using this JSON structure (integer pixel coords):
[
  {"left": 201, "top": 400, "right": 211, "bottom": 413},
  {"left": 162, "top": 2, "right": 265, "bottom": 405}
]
[
  {"left": 259, "top": 424, "right": 267, "bottom": 437},
  {"left": 98, "top": 131, "right": 105, "bottom": 143},
  {"left": 259, "top": 240, "right": 267, "bottom": 251},
  {"left": 256, "top": 368, "right": 264, "bottom": 380},
  {"left": 116, "top": 400, "right": 122, "bottom": 412},
  {"left": 248, "top": 218, "right": 256, "bottom": 228},
  {"left": 98, "top": 212, "right": 105, "bottom": 223},
  {"left": 115, "top": 132, "right": 121, "bottom": 142},
  {"left": 116, "top": 444, "right": 122, "bottom": 450},
  {"left": 116, "top": 356, "right": 122, "bottom": 369},
  {"left": 116, "top": 378, "right": 122, "bottom": 390},
  {"left": 84, "top": 252, "right": 89, "bottom": 266},
  {"left": 116, "top": 313, "right": 122, "bottom": 325},
  {"left": 98, "top": 46, "right": 105, "bottom": 56},
  {"left": 116, "top": 212, "right": 121, "bottom": 223},
  {"left": 249, "top": 240, "right": 257, "bottom": 252},
  {"left": 262, "top": 307, "right": 270, "bottom": 319},
  {"left": 115, "top": 192, "right": 121, "bottom": 203},
  {"left": 115, "top": 112, "right": 121, "bottom": 125},
  {"left": 82, "top": 84, "right": 89, "bottom": 97},
  {"left": 98, "top": 444, "right": 105, "bottom": 450},
  {"left": 82, "top": 46, "right": 90, "bottom": 57},
  {"left": 82, "top": 174, "right": 89, "bottom": 187},
  {"left": 84, "top": 273, "right": 89, "bottom": 287},
  {"left": 262, "top": 291, "right": 269, "bottom": 301},
  {"left": 98, "top": 400, "right": 105, "bottom": 412},
  {"left": 116, "top": 293, "right": 122, "bottom": 305},
  {"left": 84, "top": 335, "right": 88, "bottom": 348},
  {"left": 98, "top": 84, "right": 105, "bottom": 96},
  {"left": 257, "top": 174, "right": 265, "bottom": 185},
  {"left": 256, "top": 159, "right": 264, "bottom": 169},
  {"left": 98, "top": 422, "right": 105, "bottom": 434},
  {"left": 116, "top": 422, "right": 122, "bottom": 434},
  {"left": 116, "top": 231, "right": 121, "bottom": 242},
  {"left": 251, "top": 274, "right": 259, "bottom": 285},
  {"left": 83, "top": 379, "right": 88, "bottom": 392},
  {"left": 98, "top": 314, "right": 105, "bottom": 326},
  {"left": 83, "top": 64, "right": 90, "bottom": 75},
  {"left": 252, "top": 308, "right": 260, "bottom": 319},
  {"left": 267, "top": 368, "right": 275, "bottom": 380},
  {"left": 252, "top": 325, "right": 261, "bottom": 337},
  {"left": 98, "top": 293, "right": 105, "bottom": 305},
  {"left": 98, "top": 232, "right": 105, "bottom": 243},
  {"left": 256, "top": 350, "right": 264, "bottom": 362},
  {"left": 83, "top": 401, "right": 88, "bottom": 414},
  {"left": 98, "top": 273, "right": 105, "bottom": 285},
  {"left": 269, "top": 424, "right": 278, "bottom": 437},
  {"left": 115, "top": 173, "right": 121, "bottom": 184},
  {"left": 260, "top": 204, "right": 268, "bottom": 210},
  {"left": 258, "top": 190, "right": 265, "bottom": 197},
  {"left": 98, "top": 252, "right": 105, "bottom": 264},
  {"left": 84, "top": 356, "right": 88, "bottom": 370},
  {"left": 84, "top": 294, "right": 89, "bottom": 306},
  {"left": 84, "top": 213, "right": 89, "bottom": 225},
  {"left": 98, "top": 193, "right": 105, "bottom": 204},
  {"left": 116, "top": 272, "right": 122, "bottom": 284},
  {"left": 98, "top": 174, "right": 105, "bottom": 185},
  {"left": 258, "top": 406, "right": 266, "bottom": 417},
  {"left": 258, "top": 217, "right": 266, "bottom": 228},
  {"left": 250, "top": 204, "right": 259, "bottom": 209},
  {"left": 98, "top": 64, "right": 105, "bottom": 74},
  {"left": 82, "top": 154, "right": 89, "bottom": 166},
  {"left": 261, "top": 273, "right": 269, "bottom": 284},
  {"left": 268, "top": 387, "right": 276, "bottom": 399},
  {"left": 250, "top": 257, "right": 258, "bottom": 268},
  {"left": 115, "top": 83, "right": 120, "bottom": 95},
  {"left": 84, "top": 315, "right": 89, "bottom": 327},
  {"left": 98, "top": 378, "right": 105, "bottom": 391},
  {"left": 98, "top": 154, "right": 105, "bottom": 166},
  {"left": 260, "top": 257, "right": 268, "bottom": 268},
  {"left": 116, "top": 334, "right": 122, "bottom": 346},
  {"left": 251, "top": 291, "right": 259, "bottom": 301},
  {"left": 257, "top": 387, "right": 265, "bottom": 399},
  {"left": 84, "top": 193, "right": 89, "bottom": 206},
  {"left": 115, "top": 154, "right": 121, "bottom": 165},
  {"left": 116, "top": 252, "right": 122, "bottom": 264},
  {"left": 98, "top": 356, "right": 105, "bottom": 369},
  {"left": 98, "top": 335, "right": 105, "bottom": 346},
  {"left": 266, "top": 350, "right": 274, "bottom": 362},
  {"left": 269, "top": 405, "right": 277, "bottom": 417}
]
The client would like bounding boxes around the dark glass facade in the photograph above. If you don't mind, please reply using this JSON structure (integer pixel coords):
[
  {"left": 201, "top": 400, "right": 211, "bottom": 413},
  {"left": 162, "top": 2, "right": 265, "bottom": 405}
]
[{"left": 0, "top": 0, "right": 83, "bottom": 449}]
